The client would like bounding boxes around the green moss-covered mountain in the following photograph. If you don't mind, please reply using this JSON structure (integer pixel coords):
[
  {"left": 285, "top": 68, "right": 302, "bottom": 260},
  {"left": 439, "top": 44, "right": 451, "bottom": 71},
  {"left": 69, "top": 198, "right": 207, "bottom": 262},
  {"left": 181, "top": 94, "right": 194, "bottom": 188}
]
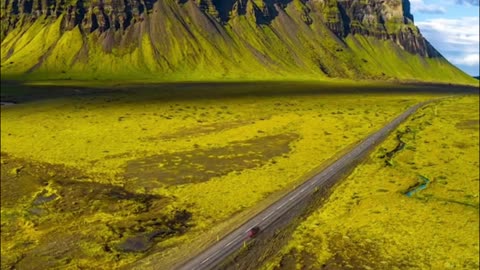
[{"left": 0, "top": 0, "right": 476, "bottom": 84}]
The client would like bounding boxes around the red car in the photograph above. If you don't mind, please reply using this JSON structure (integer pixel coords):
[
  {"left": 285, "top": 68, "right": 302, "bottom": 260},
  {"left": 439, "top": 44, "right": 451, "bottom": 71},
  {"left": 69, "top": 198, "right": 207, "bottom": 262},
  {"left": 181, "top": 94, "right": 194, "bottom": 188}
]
[{"left": 247, "top": 226, "right": 260, "bottom": 238}]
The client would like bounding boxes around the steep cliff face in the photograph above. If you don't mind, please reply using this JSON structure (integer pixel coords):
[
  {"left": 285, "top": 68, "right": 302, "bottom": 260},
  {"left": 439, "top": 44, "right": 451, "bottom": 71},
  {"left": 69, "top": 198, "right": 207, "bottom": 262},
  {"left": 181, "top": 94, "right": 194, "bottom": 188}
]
[
  {"left": 316, "top": 0, "right": 438, "bottom": 57},
  {"left": 0, "top": 0, "right": 474, "bottom": 84}
]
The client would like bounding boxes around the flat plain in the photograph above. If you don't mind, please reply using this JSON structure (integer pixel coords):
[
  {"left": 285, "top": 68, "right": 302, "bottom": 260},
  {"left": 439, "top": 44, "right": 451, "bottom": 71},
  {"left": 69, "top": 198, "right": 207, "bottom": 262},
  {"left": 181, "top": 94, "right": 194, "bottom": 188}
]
[{"left": 0, "top": 82, "right": 474, "bottom": 269}]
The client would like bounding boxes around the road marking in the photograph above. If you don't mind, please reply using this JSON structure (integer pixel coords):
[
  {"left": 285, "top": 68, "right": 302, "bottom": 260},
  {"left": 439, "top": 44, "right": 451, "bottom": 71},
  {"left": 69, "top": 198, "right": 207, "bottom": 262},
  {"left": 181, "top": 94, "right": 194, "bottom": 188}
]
[
  {"left": 289, "top": 196, "right": 295, "bottom": 201},
  {"left": 262, "top": 212, "right": 273, "bottom": 221},
  {"left": 201, "top": 256, "right": 212, "bottom": 264},
  {"left": 289, "top": 193, "right": 300, "bottom": 201},
  {"left": 225, "top": 238, "right": 237, "bottom": 247},
  {"left": 276, "top": 201, "right": 288, "bottom": 210}
]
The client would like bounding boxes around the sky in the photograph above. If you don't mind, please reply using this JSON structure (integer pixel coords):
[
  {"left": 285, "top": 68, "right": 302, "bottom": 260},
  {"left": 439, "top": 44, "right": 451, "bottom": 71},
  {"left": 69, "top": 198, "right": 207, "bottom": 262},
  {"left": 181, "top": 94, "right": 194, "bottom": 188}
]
[{"left": 409, "top": 0, "right": 479, "bottom": 76}]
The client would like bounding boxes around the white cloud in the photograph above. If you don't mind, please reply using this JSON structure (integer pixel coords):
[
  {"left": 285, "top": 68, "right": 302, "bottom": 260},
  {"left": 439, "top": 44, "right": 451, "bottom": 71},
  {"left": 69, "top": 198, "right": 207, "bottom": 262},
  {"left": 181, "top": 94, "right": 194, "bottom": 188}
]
[
  {"left": 455, "top": 0, "right": 479, "bottom": 6},
  {"left": 451, "top": 54, "right": 480, "bottom": 66},
  {"left": 416, "top": 17, "right": 479, "bottom": 69},
  {"left": 416, "top": 17, "right": 479, "bottom": 51},
  {"left": 410, "top": 0, "right": 447, "bottom": 14}
]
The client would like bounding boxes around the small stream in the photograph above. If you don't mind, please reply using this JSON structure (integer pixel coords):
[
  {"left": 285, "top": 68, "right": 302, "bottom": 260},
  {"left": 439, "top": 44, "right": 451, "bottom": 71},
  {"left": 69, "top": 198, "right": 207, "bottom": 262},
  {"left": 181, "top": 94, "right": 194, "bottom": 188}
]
[{"left": 405, "top": 175, "right": 431, "bottom": 197}]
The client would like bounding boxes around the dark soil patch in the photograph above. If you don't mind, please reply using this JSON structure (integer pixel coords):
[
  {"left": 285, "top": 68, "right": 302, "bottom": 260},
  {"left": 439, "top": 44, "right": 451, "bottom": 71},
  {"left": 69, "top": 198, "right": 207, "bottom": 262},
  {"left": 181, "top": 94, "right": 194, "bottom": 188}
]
[
  {"left": 1, "top": 153, "right": 192, "bottom": 269},
  {"left": 124, "top": 133, "right": 299, "bottom": 187}
]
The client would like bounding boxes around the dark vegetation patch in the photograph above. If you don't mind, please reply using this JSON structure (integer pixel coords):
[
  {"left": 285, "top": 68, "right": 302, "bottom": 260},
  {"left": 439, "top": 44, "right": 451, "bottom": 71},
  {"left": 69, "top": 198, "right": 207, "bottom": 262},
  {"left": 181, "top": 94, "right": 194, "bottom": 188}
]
[
  {"left": 0, "top": 152, "right": 83, "bottom": 208},
  {"left": 113, "top": 209, "right": 192, "bottom": 253},
  {"left": 320, "top": 233, "right": 419, "bottom": 269},
  {"left": 272, "top": 233, "right": 419, "bottom": 269},
  {"left": 379, "top": 126, "right": 413, "bottom": 166},
  {"left": 455, "top": 119, "right": 479, "bottom": 130},
  {"left": 453, "top": 141, "right": 470, "bottom": 149},
  {"left": 379, "top": 105, "right": 438, "bottom": 166},
  {"left": 276, "top": 250, "right": 297, "bottom": 270},
  {"left": 275, "top": 249, "right": 316, "bottom": 270},
  {"left": 412, "top": 196, "right": 479, "bottom": 210},
  {"left": 124, "top": 133, "right": 299, "bottom": 186},
  {"left": 141, "top": 119, "right": 254, "bottom": 141},
  {"left": 0, "top": 153, "right": 191, "bottom": 269},
  {"left": 40, "top": 179, "right": 162, "bottom": 217}
]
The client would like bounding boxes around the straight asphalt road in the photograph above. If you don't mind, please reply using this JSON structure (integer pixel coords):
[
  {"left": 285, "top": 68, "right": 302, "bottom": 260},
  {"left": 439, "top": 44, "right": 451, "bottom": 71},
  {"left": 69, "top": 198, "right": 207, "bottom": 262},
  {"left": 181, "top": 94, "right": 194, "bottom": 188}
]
[{"left": 178, "top": 101, "right": 429, "bottom": 270}]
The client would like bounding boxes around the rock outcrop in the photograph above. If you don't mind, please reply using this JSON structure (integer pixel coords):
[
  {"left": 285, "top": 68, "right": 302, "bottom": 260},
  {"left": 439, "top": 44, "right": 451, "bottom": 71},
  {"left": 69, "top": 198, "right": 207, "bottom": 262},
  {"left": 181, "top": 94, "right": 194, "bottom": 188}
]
[{"left": 314, "top": 0, "right": 439, "bottom": 57}]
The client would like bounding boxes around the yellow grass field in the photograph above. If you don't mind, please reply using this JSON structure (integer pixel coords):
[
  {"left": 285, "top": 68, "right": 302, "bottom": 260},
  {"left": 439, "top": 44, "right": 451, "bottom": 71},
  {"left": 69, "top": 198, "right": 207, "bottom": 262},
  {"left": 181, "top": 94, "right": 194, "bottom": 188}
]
[
  {"left": 0, "top": 83, "right": 444, "bottom": 269},
  {"left": 264, "top": 95, "right": 479, "bottom": 269}
]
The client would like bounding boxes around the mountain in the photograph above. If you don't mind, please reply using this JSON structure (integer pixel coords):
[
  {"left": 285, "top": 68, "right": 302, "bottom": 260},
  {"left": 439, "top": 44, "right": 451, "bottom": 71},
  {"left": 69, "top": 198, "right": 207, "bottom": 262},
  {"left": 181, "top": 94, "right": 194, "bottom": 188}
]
[{"left": 0, "top": 0, "right": 476, "bottom": 84}]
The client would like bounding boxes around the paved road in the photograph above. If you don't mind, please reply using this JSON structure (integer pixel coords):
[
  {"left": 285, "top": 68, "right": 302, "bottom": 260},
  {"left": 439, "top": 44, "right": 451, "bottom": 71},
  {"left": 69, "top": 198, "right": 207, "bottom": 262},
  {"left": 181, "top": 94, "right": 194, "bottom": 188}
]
[{"left": 178, "top": 101, "right": 428, "bottom": 270}]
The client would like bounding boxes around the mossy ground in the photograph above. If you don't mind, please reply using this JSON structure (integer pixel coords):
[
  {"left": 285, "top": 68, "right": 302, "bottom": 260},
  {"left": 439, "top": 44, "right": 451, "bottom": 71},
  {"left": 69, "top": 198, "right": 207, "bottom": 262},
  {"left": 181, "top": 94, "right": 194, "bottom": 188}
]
[
  {"left": 264, "top": 95, "right": 479, "bottom": 269},
  {"left": 0, "top": 82, "right": 445, "bottom": 269}
]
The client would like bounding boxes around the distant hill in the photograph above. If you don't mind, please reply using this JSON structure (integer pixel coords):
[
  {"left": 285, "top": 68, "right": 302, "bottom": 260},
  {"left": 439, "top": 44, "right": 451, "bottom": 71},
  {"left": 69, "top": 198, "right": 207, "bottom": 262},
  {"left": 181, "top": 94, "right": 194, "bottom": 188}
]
[
  {"left": 474, "top": 76, "right": 480, "bottom": 80},
  {"left": 0, "top": 0, "right": 476, "bottom": 85}
]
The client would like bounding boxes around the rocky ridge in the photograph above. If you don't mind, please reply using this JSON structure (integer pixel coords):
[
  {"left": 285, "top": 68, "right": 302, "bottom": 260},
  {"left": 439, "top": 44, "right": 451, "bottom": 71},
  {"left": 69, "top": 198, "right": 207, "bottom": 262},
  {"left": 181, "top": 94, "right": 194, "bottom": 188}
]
[{"left": 0, "top": 0, "right": 473, "bottom": 83}]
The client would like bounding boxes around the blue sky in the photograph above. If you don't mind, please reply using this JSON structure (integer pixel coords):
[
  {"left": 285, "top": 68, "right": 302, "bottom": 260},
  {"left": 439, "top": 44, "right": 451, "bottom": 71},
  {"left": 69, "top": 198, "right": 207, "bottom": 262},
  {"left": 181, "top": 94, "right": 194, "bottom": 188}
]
[{"left": 409, "top": 0, "right": 479, "bottom": 76}]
